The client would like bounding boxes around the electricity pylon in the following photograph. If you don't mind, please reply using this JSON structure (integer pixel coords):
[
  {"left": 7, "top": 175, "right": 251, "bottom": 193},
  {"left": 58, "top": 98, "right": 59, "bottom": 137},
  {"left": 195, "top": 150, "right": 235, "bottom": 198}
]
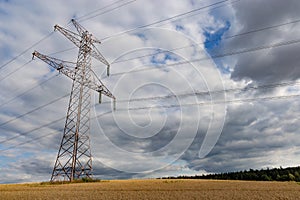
[{"left": 32, "top": 19, "right": 115, "bottom": 182}]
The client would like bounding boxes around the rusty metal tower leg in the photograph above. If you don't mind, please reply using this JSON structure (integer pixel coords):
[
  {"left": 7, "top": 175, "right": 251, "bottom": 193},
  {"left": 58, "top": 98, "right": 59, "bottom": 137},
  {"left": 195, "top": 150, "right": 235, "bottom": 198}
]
[{"left": 51, "top": 32, "right": 93, "bottom": 182}]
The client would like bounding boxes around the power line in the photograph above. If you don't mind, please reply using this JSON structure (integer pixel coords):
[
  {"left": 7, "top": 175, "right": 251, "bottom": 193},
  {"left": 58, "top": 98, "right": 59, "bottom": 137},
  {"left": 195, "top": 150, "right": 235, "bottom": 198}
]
[
  {"left": 0, "top": 0, "right": 135, "bottom": 70},
  {"left": 123, "top": 94, "right": 300, "bottom": 111},
  {"left": 93, "top": 93, "right": 300, "bottom": 114},
  {"left": 48, "top": 0, "right": 240, "bottom": 57},
  {"left": 0, "top": 111, "right": 110, "bottom": 152},
  {"left": 49, "top": 16, "right": 300, "bottom": 64},
  {"left": 1, "top": 72, "right": 294, "bottom": 129},
  {"left": 0, "top": 110, "right": 112, "bottom": 152},
  {"left": 0, "top": 74, "right": 58, "bottom": 109},
  {"left": 0, "top": 0, "right": 138, "bottom": 136},
  {"left": 49, "top": 0, "right": 138, "bottom": 55},
  {"left": 74, "top": 0, "right": 131, "bottom": 21},
  {"left": 0, "top": 80, "right": 298, "bottom": 141},
  {"left": 100, "top": 0, "right": 231, "bottom": 41},
  {"left": 1, "top": 93, "right": 298, "bottom": 152},
  {"left": 0, "top": 32, "right": 54, "bottom": 71},
  {"left": 0, "top": 117, "right": 65, "bottom": 145},
  {"left": 1, "top": 80, "right": 298, "bottom": 144},
  {"left": 78, "top": 0, "right": 138, "bottom": 23},
  {"left": 155, "top": 0, "right": 242, "bottom": 28},
  {"left": 0, "top": 19, "right": 300, "bottom": 95},
  {"left": 1, "top": 0, "right": 299, "bottom": 153},
  {"left": 0, "top": 129, "right": 62, "bottom": 153},
  {"left": 100, "top": 81, "right": 300, "bottom": 104},
  {"left": 0, "top": 94, "right": 69, "bottom": 127},
  {"left": 0, "top": 60, "right": 32, "bottom": 83},
  {"left": 112, "top": 18, "right": 300, "bottom": 64},
  {"left": 9, "top": 36, "right": 296, "bottom": 105},
  {"left": 108, "top": 37, "right": 300, "bottom": 76},
  {"left": 48, "top": 47, "right": 77, "bottom": 56}
]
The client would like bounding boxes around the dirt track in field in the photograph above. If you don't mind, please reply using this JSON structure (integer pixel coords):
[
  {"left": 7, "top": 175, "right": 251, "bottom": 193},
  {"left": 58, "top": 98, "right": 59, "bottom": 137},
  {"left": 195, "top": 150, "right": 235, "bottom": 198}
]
[{"left": 0, "top": 179, "right": 300, "bottom": 200}]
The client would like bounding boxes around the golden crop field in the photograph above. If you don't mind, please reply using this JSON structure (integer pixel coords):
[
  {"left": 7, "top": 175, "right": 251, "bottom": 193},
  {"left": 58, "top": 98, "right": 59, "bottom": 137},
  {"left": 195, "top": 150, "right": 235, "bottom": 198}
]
[{"left": 0, "top": 179, "right": 300, "bottom": 200}]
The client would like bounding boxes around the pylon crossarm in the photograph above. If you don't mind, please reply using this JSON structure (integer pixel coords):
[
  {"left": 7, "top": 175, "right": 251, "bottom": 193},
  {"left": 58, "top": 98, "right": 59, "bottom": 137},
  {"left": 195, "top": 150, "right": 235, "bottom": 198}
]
[
  {"left": 54, "top": 24, "right": 81, "bottom": 48},
  {"left": 90, "top": 69, "right": 115, "bottom": 99},
  {"left": 32, "top": 51, "right": 76, "bottom": 80},
  {"left": 32, "top": 51, "right": 115, "bottom": 100},
  {"left": 85, "top": 81, "right": 113, "bottom": 98},
  {"left": 71, "top": 19, "right": 88, "bottom": 37},
  {"left": 86, "top": 77, "right": 116, "bottom": 109},
  {"left": 55, "top": 19, "right": 110, "bottom": 76},
  {"left": 71, "top": 19, "right": 101, "bottom": 44},
  {"left": 91, "top": 44, "right": 110, "bottom": 76}
]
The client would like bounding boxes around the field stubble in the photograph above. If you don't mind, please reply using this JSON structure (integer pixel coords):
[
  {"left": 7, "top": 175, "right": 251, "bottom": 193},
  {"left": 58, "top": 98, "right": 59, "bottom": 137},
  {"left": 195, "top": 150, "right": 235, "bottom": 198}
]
[{"left": 0, "top": 179, "right": 300, "bottom": 200}]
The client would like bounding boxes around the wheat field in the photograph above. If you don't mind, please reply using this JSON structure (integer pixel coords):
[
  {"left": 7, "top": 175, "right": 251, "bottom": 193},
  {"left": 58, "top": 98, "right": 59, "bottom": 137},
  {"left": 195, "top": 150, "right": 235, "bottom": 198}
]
[{"left": 0, "top": 179, "right": 300, "bottom": 200}]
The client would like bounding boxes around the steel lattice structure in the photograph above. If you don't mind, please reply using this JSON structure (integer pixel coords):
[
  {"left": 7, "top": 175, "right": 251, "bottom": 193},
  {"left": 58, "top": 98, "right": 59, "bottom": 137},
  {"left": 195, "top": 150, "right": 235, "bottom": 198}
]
[{"left": 33, "top": 19, "right": 115, "bottom": 182}]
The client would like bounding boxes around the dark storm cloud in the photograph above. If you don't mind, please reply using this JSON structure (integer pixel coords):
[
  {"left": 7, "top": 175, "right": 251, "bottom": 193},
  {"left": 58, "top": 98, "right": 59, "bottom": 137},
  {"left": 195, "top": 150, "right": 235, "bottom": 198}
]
[
  {"left": 219, "top": 0, "right": 300, "bottom": 83},
  {"left": 180, "top": 98, "right": 300, "bottom": 173},
  {"left": 182, "top": 1, "right": 300, "bottom": 174},
  {"left": 93, "top": 162, "right": 137, "bottom": 180}
]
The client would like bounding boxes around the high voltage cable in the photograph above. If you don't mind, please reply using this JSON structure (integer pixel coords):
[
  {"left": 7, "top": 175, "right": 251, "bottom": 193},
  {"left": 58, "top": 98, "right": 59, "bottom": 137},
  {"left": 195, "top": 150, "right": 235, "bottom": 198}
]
[
  {"left": 0, "top": 117, "right": 65, "bottom": 145},
  {"left": 0, "top": 79, "right": 300, "bottom": 144},
  {"left": 1, "top": 92, "right": 298, "bottom": 153},
  {"left": 119, "top": 94, "right": 300, "bottom": 111},
  {"left": 112, "top": 18, "right": 300, "bottom": 64},
  {"left": 96, "top": 93, "right": 300, "bottom": 113},
  {"left": 155, "top": 0, "right": 242, "bottom": 28},
  {"left": 4, "top": 19, "right": 300, "bottom": 92},
  {"left": 6, "top": 25, "right": 298, "bottom": 117},
  {"left": 100, "top": 81, "right": 300, "bottom": 104},
  {"left": 100, "top": 0, "right": 231, "bottom": 41},
  {"left": 0, "top": 0, "right": 134, "bottom": 73},
  {"left": 42, "top": 0, "right": 138, "bottom": 55},
  {"left": 0, "top": 94, "right": 69, "bottom": 127},
  {"left": 0, "top": 129, "right": 63, "bottom": 153},
  {"left": 49, "top": 0, "right": 239, "bottom": 56},
  {"left": 78, "top": 0, "right": 138, "bottom": 23},
  {"left": 0, "top": 0, "right": 138, "bottom": 112},
  {"left": 0, "top": 74, "right": 58, "bottom": 109},
  {"left": 0, "top": 60, "right": 32, "bottom": 83},
  {"left": 108, "top": 37, "right": 300, "bottom": 76},
  {"left": 0, "top": 32, "right": 54, "bottom": 71},
  {"left": 74, "top": 0, "right": 132, "bottom": 21},
  {"left": 0, "top": 79, "right": 299, "bottom": 129},
  {"left": 0, "top": 110, "right": 113, "bottom": 152},
  {"left": 1, "top": 0, "right": 298, "bottom": 150},
  {"left": 49, "top": 16, "right": 300, "bottom": 63},
  {"left": 48, "top": 47, "right": 77, "bottom": 56},
  {"left": 0, "top": 37, "right": 298, "bottom": 118}
]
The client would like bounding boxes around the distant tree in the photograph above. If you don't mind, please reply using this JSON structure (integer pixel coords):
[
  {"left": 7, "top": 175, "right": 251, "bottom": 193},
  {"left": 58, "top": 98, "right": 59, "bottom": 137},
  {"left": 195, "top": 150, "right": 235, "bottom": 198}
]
[
  {"left": 261, "top": 174, "right": 272, "bottom": 181},
  {"left": 167, "top": 166, "right": 300, "bottom": 182},
  {"left": 294, "top": 171, "right": 300, "bottom": 181},
  {"left": 288, "top": 173, "right": 295, "bottom": 181},
  {"left": 278, "top": 175, "right": 289, "bottom": 181}
]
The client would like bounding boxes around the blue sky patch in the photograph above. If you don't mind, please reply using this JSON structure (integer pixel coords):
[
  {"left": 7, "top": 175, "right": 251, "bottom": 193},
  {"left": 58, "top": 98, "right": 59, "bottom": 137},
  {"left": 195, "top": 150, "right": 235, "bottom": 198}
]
[
  {"left": 203, "top": 21, "right": 230, "bottom": 51},
  {"left": 150, "top": 50, "right": 179, "bottom": 66},
  {"left": 203, "top": 21, "right": 231, "bottom": 74},
  {"left": 175, "top": 25, "right": 184, "bottom": 31},
  {"left": 134, "top": 32, "right": 147, "bottom": 41}
]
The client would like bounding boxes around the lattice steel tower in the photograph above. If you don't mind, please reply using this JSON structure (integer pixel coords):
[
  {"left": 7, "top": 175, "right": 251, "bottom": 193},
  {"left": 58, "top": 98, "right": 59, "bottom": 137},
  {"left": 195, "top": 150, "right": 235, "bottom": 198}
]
[{"left": 32, "top": 19, "right": 115, "bottom": 182}]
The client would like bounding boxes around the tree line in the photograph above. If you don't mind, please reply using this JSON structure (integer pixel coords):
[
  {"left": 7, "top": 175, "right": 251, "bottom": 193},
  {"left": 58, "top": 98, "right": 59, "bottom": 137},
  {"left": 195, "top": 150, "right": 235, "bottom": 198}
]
[{"left": 161, "top": 166, "right": 300, "bottom": 182}]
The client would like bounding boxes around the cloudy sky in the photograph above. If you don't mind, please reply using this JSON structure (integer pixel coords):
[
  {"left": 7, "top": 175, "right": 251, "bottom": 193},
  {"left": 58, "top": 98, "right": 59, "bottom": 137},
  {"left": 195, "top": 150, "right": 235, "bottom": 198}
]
[{"left": 0, "top": 0, "right": 300, "bottom": 183}]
